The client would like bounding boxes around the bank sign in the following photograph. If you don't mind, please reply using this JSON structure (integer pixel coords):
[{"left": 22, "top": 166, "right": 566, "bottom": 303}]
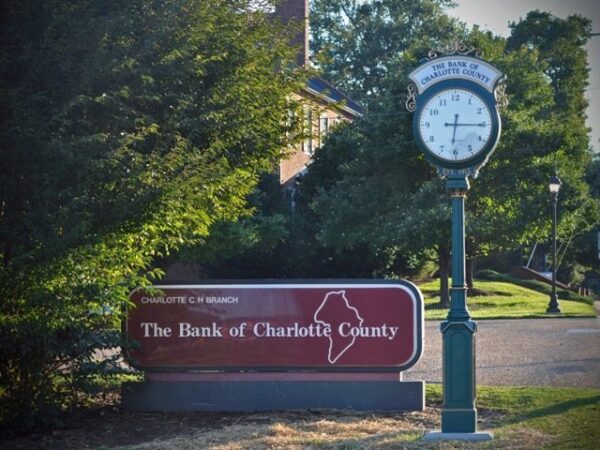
[{"left": 125, "top": 281, "right": 424, "bottom": 372}]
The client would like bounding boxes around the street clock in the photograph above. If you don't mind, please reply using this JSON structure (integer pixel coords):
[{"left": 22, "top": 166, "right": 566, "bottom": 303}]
[
  {"left": 407, "top": 47, "right": 505, "bottom": 176},
  {"left": 406, "top": 43, "right": 507, "bottom": 440}
]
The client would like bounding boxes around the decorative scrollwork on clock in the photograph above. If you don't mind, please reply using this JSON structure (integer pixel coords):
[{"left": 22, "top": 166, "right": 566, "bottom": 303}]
[
  {"left": 427, "top": 41, "right": 484, "bottom": 60},
  {"left": 494, "top": 80, "right": 509, "bottom": 109},
  {"left": 405, "top": 83, "right": 418, "bottom": 112}
]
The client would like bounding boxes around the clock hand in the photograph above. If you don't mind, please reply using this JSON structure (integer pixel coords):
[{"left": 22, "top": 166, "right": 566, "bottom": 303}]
[
  {"left": 454, "top": 122, "right": 487, "bottom": 127},
  {"left": 443, "top": 115, "right": 461, "bottom": 129},
  {"left": 451, "top": 114, "right": 458, "bottom": 145}
]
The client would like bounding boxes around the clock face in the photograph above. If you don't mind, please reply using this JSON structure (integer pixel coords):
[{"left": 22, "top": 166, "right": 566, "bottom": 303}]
[{"left": 417, "top": 88, "right": 494, "bottom": 162}]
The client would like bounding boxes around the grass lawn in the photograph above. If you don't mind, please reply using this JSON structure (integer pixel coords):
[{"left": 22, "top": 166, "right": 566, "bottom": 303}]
[
  {"left": 427, "top": 384, "right": 600, "bottom": 450},
  {"left": 418, "top": 279, "right": 596, "bottom": 320}
]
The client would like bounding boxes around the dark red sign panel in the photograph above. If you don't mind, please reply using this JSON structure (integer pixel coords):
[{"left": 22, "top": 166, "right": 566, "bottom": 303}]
[{"left": 125, "top": 281, "right": 423, "bottom": 372}]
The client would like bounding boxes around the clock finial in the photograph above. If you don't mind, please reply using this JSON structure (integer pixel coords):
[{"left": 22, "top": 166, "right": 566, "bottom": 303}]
[{"left": 427, "top": 41, "right": 483, "bottom": 60}]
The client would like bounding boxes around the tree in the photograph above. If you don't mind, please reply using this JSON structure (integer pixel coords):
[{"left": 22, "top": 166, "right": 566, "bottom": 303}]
[
  {"left": 0, "top": 0, "right": 303, "bottom": 431},
  {"left": 187, "top": 0, "right": 467, "bottom": 288},
  {"left": 306, "top": 3, "right": 597, "bottom": 302},
  {"left": 310, "top": 0, "right": 459, "bottom": 102},
  {"left": 178, "top": 173, "right": 295, "bottom": 279},
  {"left": 295, "top": 0, "right": 466, "bottom": 301},
  {"left": 183, "top": 4, "right": 598, "bottom": 306},
  {"left": 193, "top": 123, "right": 395, "bottom": 280},
  {"left": 567, "top": 156, "right": 600, "bottom": 294},
  {"left": 465, "top": 13, "right": 597, "bottom": 281},
  {"left": 508, "top": 11, "right": 591, "bottom": 117},
  {"left": 305, "top": 110, "right": 453, "bottom": 298},
  {"left": 586, "top": 157, "right": 600, "bottom": 199}
]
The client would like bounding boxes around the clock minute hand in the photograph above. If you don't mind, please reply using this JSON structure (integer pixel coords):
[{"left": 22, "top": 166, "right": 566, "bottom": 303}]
[
  {"left": 445, "top": 114, "right": 458, "bottom": 144},
  {"left": 454, "top": 122, "right": 487, "bottom": 127}
]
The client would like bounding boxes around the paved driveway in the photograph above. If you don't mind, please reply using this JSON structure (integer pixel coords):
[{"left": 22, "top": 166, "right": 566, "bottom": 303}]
[{"left": 404, "top": 318, "right": 600, "bottom": 389}]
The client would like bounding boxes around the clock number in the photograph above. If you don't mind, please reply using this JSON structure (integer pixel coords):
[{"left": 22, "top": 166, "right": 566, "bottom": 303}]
[
  {"left": 429, "top": 136, "right": 435, "bottom": 142},
  {"left": 430, "top": 109, "right": 439, "bottom": 116},
  {"left": 478, "top": 135, "right": 483, "bottom": 141},
  {"left": 451, "top": 94, "right": 460, "bottom": 101},
  {"left": 468, "top": 145, "right": 473, "bottom": 152},
  {"left": 439, "top": 99, "right": 447, "bottom": 106},
  {"left": 477, "top": 107, "right": 482, "bottom": 115},
  {"left": 468, "top": 98, "right": 472, "bottom": 105},
  {"left": 425, "top": 122, "right": 430, "bottom": 128}
]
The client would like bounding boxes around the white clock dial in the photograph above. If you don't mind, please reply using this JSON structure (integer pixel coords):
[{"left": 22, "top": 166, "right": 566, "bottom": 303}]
[{"left": 418, "top": 88, "right": 493, "bottom": 162}]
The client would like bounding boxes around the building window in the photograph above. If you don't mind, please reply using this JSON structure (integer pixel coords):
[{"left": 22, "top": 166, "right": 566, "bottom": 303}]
[
  {"left": 319, "top": 115, "right": 329, "bottom": 139},
  {"left": 286, "top": 109, "right": 297, "bottom": 138},
  {"left": 303, "top": 106, "right": 313, "bottom": 155},
  {"left": 286, "top": 184, "right": 297, "bottom": 211},
  {"left": 329, "top": 115, "right": 343, "bottom": 128}
]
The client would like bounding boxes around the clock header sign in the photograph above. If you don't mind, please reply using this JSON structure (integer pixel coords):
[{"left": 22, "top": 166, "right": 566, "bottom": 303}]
[
  {"left": 407, "top": 48, "right": 505, "bottom": 176},
  {"left": 408, "top": 56, "right": 503, "bottom": 94}
]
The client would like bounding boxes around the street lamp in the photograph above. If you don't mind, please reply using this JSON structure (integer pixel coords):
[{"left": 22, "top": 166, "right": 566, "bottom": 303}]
[{"left": 547, "top": 174, "right": 562, "bottom": 314}]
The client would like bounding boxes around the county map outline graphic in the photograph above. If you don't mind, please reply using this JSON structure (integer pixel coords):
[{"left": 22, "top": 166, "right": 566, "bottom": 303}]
[{"left": 314, "top": 290, "right": 364, "bottom": 364}]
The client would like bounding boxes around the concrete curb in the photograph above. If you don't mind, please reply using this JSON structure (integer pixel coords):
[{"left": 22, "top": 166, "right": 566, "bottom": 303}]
[
  {"left": 423, "top": 431, "right": 493, "bottom": 442},
  {"left": 594, "top": 301, "right": 600, "bottom": 317}
]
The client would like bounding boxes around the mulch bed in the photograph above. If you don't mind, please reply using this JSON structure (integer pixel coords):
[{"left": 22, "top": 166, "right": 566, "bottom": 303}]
[{"left": 1, "top": 394, "right": 505, "bottom": 450}]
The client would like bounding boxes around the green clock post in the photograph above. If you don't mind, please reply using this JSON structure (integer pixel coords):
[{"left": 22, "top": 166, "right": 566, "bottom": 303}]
[{"left": 406, "top": 43, "right": 506, "bottom": 441}]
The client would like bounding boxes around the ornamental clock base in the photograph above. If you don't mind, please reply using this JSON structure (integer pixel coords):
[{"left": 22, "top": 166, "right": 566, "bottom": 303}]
[{"left": 440, "top": 320, "right": 478, "bottom": 431}]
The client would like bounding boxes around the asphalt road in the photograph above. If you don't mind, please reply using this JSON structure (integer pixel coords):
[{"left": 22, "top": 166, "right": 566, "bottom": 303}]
[{"left": 403, "top": 317, "right": 600, "bottom": 389}]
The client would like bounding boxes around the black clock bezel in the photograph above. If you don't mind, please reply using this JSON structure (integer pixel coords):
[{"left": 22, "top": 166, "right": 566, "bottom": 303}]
[{"left": 413, "top": 79, "right": 501, "bottom": 171}]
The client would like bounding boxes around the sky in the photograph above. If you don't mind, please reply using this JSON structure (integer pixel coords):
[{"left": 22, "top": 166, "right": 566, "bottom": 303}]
[{"left": 449, "top": 0, "right": 600, "bottom": 153}]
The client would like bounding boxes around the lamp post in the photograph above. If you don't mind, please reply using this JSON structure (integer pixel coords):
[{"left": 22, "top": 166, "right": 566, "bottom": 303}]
[{"left": 546, "top": 174, "right": 562, "bottom": 314}]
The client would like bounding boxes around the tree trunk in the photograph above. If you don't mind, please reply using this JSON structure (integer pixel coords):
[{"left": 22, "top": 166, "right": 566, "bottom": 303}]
[
  {"left": 438, "top": 244, "right": 450, "bottom": 308},
  {"left": 466, "top": 256, "right": 475, "bottom": 289}
]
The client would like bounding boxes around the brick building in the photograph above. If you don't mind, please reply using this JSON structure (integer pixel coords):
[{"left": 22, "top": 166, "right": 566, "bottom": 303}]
[{"left": 275, "top": 0, "right": 363, "bottom": 187}]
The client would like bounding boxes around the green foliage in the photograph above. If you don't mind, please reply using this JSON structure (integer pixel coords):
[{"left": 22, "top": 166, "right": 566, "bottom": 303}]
[
  {"left": 586, "top": 156, "right": 600, "bottom": 199},
  {"left": 508, "top": 11, "right": 592, "bottom": 116},
  {"left": 305, "top": 4, "right": 597, "bottom": 301},
  {"left": 192, "top": 117, "right": 408, "bottom": 279},
  {"left": 0, "top": 0, "right": 303, "bottom": 432},
  {"left": 570, "top": 156, "right": 600, "bottom": 296},
  {"left": 302, "top": 0, "right": 466, "bottom": 290},
  {"left": 195, "top": 4, "right": 598, "bottom": 308},
  {"left": 310, "top": 0, "right": 461, "bottom": 102},
  {"left": 178, "top": 173, "right": 295, "bottom": 278}
]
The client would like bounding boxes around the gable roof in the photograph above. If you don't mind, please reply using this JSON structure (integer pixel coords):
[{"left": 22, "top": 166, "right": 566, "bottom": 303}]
[{"left": 304, "top": 76, "right": 364, "bottom": 118}]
